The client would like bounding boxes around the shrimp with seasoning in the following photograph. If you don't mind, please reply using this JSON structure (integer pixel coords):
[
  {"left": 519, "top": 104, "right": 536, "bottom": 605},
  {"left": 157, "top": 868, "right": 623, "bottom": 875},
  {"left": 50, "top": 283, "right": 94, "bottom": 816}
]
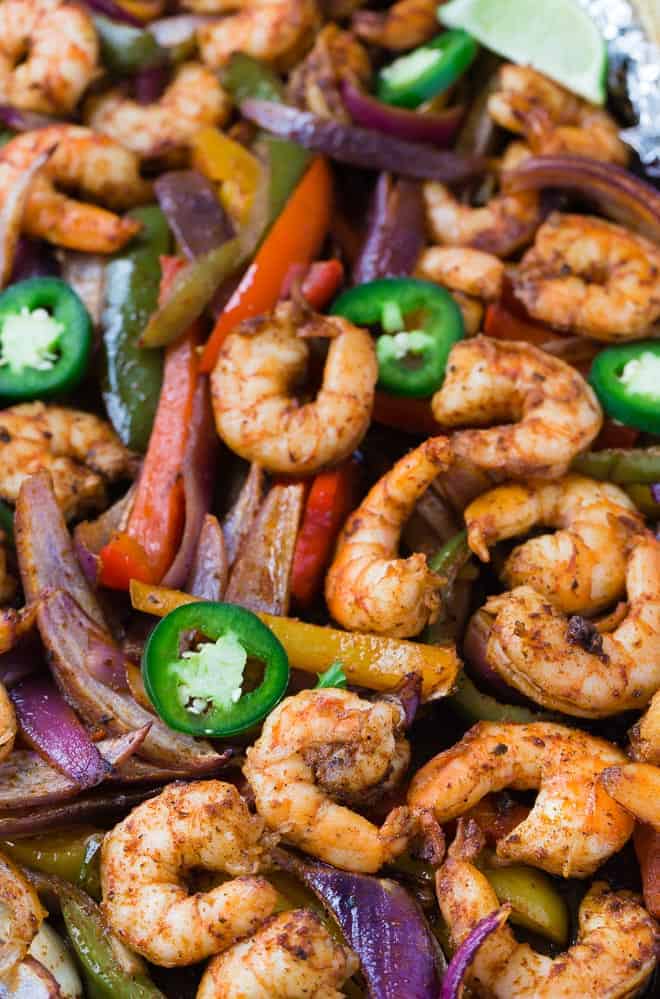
[
  {"left": 0, "top": 402, "right": 135, "bottom": 519},
  {"left": 85, "top": 64, "right": 231, "bottom": 161},
  {"left": 464, "top": 475, "right": 645, "bottom": 615},
  {"left": 0, "top": 0, "right": 98, "bottom": 115},
  {"left": 101, "top": 781, "right": 278, "bottom": 967},
  {"left": 409, "top": 721, "right": 633, "bottom": 877},
  {"left": 481, "top": 534, "right": 660, "bottom": 717},
  {"left": 0, "top": 850, "right": 46, "bottom": 980},
  {"left": 325, "top": 437, "right": 454, "bottom": 638},
  {"left": 211, "top": 302, "right": 377, "bottom": 477},
  {"left": 197, "top": 909, "right": 359, "bottom": 998},
  {"left": 489, "top": 64, "right": 629, "bottom": 165},
  {"left": 194, "top": 0, "right": 319, "bottom": 71},
  {"left": 436, "top": 819, "right": 657, "bottom": 998},
  {"left": 0, "top": 126, "right": 151, "bottom": 254},
  {"left": 514, "top": 213, "right": 660, "bottom": 341},
  {"left": 287, "top": 24, "right": 371, "bottom": 121},
  {"left": 630, "top": 688, "right": 660, "bottom": 765},
  {"left": 424, "top": 181, "right": 542, "bottom": 259},
  {"left": 352, "top": 0, "right": 439, "bottom": 51},
  {"left": 431, "top": 336, "right": 603, "bottom": 479},
  {"left": 416, "top": 247, "right": 505, "bottom": 335},
  {"left": 243, "top": 688, "right": 412, "bottom": 873},
  {"left": 600, "top": 763, "right": 660, "bottom": 830}
]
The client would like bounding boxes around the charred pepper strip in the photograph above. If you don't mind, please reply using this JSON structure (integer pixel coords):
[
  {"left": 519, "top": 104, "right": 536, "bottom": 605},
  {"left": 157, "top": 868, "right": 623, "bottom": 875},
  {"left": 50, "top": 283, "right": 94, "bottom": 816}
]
[
  {"left": 93, "top": 14, "right": 167, "bottom": 74},
  {"left": 142, "top": 602, "right": 289, "bottom": 737},
  {"left": 571, "top": 446, "right": 660, "bottom": 484}
]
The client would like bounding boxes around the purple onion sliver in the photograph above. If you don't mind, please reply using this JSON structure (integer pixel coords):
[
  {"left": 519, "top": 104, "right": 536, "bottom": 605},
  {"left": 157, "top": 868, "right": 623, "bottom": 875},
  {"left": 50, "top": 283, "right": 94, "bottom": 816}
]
[
  {"left": 154, "top": 171, "right": 234, "bottom": 260},
  {"left": 187, "top": 514, "right": 228, "bottom": 601},
  {"left": 9, "top": 676, "right": 111, "bottom": 789},
  {"left": 0, "top": 105, "right": 61, "bottom": 133},
  {"left": 134, "top": 64, "right": 170, "bottom": 105},
  {"left": 86, "top": 633, "right": 130, "bottom": 691},
  {"left": 440, "top": 906, "right": 510, "bottom": 999},
  {"left": 84, "top": 0, "right": 143, "bottom": 26},
  {"left": 651, "top": 483, "right": 660, "bottom": 504},
  {"left": 342, "top": 81, "right": 464, "bottom": 147},
  {"left": 0, "top": 634, "right": 41, "bottom": 689},
  {"left": 10, "top": 237, "right": 60, "bottom": 284},
  {"left": 353, "top": 172, "right": 425, "bottom": 285}
]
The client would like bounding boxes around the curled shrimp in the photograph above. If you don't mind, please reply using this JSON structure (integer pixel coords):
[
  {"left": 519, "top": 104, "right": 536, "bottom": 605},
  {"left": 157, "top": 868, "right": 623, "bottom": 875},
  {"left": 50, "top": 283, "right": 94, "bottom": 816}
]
[
  {"left": 514, "top": 213, "right": 660, "bottom": 341},
  {"left": 464, "top": 474, "right": 645, "bottom": 615},
  {"left": 436, "top": 820, "right": 656, "bottom": 998},
  {"left": 287, "top": 24, "right": 371, "bottom": 121},
  {"left": 85, "top": 63, "right": 230, "bottom": 161},
  {"left": 415, "top": 246, "right": 504, "bottom": 334},
  {"left": 409, "top": 721, "right": 633, "bottom": 877},
  {"left": 481, "top": 534, "right": 660, "bottom": 717},
  {"left": 243, "top": 688, "right": 412, "bottom": 873},
  {"left": 431, "top": 336, "right": 602, "bottom": 479},
  {"left": 0, "top": 126, "right": 151, "bottom": 254},
  {"left": 198, "top": 909, "right": 359, "bottom": 998},
  {"left": 630, "top": 688, "right": 660, "bottom": 765},
  {"left": 196, "top": 0, "right": 319, "bottom": 71},
  {"left": 352, "top": 0, "right": 438, "bottom": 51},
  {"left": 101, "top": 780, "right": 278, "bottom": 967},
  {"left": 0, "top": 0, "right": 98, "bottom": 115},
  {"left": 423, "top": 182, "right": 542, "bottom": 258},
  {"left": 489, "top": 64, "right": 629, "bottom": 165},
  {"left": 325, "top": 437, "right": 454, "bottom": 638},
  {"left": 0, "top": 402, "right": 135, "bottom": 519},
  {"left": 0, "top": 850, "right": 46, "bottom": 980},
  {"left": 600, "top": 763, "right": 660, "bottom": 830},
  {"left": 211, "top": 302, "right": 377, "bottom": 476}
]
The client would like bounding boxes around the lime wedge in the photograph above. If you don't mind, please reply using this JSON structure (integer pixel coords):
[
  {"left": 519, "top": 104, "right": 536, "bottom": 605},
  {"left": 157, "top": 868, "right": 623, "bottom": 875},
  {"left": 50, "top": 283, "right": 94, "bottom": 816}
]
[{"left": 439, "top": 0, "right": 607, "bottom": 104}]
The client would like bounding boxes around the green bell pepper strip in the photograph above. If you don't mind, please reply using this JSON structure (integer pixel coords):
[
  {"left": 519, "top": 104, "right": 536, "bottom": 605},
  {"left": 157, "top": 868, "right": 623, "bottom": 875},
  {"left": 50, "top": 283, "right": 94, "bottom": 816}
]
[
  {"left": 480, "top": 860, "right": 569, "bottom": 946},
  {"left": 571, "top": 446, "right": 660, "bottom": 484},
  {"left": 1, "top": 827, "right": 103, "bottom": 899},
  {"left": 331, "top": 277, "right": 464, "bottom": 398},
  {"left": 589, "top": 341, "right": 660, "bottom": 435},
  {"left": 0, "top": 277, "right": 92, "bottom": 401},
  {"left": 424, "top": 530, "right": 475, "bottom": 645},
  {"left": 449, "top": 671, "right": 547, "bottom": 724},
  {"left": 142, "top": 602, "right": 290, "bottom": 737},
  {"left": 625, "top": 483, "right": 660, "bottom": 518},
  {"left": 101, "top": 205, "right": 169, "bottom": 452},
  {"left": 93, "top": 15, "right": 167, "bottom": 75},
  {"left": 377, "top": 29, "right": 478, "bottom": 109},
  {"left": 220, "top": 52, "right": 285, "bottom": 104},
  {"left": 62, "top": 892, "right": 164, "bottom": 999}
]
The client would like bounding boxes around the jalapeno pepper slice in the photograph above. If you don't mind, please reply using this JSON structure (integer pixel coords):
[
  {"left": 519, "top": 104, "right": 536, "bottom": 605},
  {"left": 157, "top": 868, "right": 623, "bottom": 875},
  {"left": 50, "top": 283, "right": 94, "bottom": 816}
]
[
  {"left": 331, "top": 277, "right": 464, "bottom": 397},
  {"left": 0, "top": 277, "right": 92, "bottom": 401},
  {"left": 142, "top": 602, "right": 289, "bottom": 737},
  {"left": 377, "top": 29, "right": 478, "bottom": 109},
  {"left": 589, "top": 340, "right": 660, "bottom": 435}
]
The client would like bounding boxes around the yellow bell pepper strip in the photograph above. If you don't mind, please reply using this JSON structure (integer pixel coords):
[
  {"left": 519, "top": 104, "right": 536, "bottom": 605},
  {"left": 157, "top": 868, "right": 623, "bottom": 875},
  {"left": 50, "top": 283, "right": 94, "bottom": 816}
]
[
  {"left": 479, "top": 860, "right": 569, "bottom": 946},
  {"left": 129, "top": 581, "right": 460, "bottom": 701},
  {"left": 192, "top": 127, "right": 263, "bottom": 227},
  {"left": 199, "top": 156, "right": 333, "bottom": 373},
  {"left": 1, "top": 826, "right": 103, "bottom": 898}
]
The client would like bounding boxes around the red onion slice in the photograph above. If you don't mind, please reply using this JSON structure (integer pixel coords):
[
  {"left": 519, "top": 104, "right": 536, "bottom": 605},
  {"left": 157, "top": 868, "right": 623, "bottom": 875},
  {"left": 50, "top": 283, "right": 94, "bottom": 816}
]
[
  {"left": 342, "top": 82, "right": 464, "bottom": 147},
  {"left": 187, "top": 514, "right": 227, "bottom": 601},
  {"left": 0, "top": 147, "right": 53, "bottom": 288},
  {"left": 83, "top": 0, "right": 143, "bottom": 26},
  {"left": 440, "top": 906, "right": 510, "bottom": 999},
  {"left": 154, "top": 172, "right": 233, "bottom": 260},
  {"left": 9, "top": 677, "right": 112, "bottom": 788},
  {"left": 353, "top": 172, "right": 425, "bottom": 285}
]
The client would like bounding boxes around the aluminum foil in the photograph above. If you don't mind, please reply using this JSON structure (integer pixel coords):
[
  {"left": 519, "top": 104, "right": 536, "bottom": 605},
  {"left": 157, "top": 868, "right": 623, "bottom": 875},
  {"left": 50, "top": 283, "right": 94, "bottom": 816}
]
[{"left": 577, "top": 0, "right": 660, "bottom": 173}]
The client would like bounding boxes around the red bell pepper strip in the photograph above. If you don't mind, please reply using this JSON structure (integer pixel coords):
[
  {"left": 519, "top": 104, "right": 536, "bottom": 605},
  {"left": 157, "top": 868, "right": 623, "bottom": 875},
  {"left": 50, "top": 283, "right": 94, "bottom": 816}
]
[
  {"left": 200, "top": 156, "right": 333, "bottom": 373},
  {"left": 291, "top": 457, "right": 361, "bottom": 609},
  {"left": 484, "top": 302, "right": 555, "bottom": 347},
  {"left": 372, "top": 391, "right": 444, "bottom": 436},
  {"left": 281, "top": 259, "right": 345, "bottom": 311},
  {"left": 593, "top": 420, "right": 640, "bottom": 451},
  {"left": 99, "top": 257, "right": 199, "bottom": 590}
]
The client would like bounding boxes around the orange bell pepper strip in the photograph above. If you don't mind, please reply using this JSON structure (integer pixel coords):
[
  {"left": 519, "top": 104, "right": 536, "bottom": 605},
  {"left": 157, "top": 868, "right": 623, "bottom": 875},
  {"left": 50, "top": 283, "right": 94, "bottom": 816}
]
[
  {"left": 99, "top": 257, "right": 200, "bottom": 589},
  {"left": 634, "top": 823, "right": 660, "bottom": 919},
  {"left": 199, "top": 156, "right": 333, "bottom": 373},
  {"left": 291, "top": 457, "right": 360, "bottom": 609}
]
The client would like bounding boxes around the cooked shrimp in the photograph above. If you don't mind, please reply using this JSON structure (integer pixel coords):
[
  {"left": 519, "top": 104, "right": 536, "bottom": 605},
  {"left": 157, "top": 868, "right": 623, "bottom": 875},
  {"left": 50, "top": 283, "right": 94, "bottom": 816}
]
[
  {"left": 102, "top": 781, "right": 278, "bottom": 967},
  {"left": 197, "top": 0, "right": 319, "bottom": 71},
  {"left": 211, "top": 302, "right": 377, "bottom": 476},
  {"left": 464, "top": 474, "right": 645, "bottom": 615},
  {"left": 482, "top": 534, "right": 660, "bottom": 717},
  {"left": 352, "top": 0, "right": 439, "bottom": 51},
  {"left": 0, "top": 1, "right": 98, "bottom": 115},
  {"left": 0, "top": 126, "right": 151, "bottom": 253},
  {"left": 424, "top": 182, "right": 541, "bottom": 258},
  {"left": 197, "top": 909, "right": 359, "bottom": 999},
  {"left": 416, "top": 247, "right": 505, "bottom": 301},
  {"left": 0, "top": 850, "right": 46, "bottom": 979},
  {"left": 431, "top": 336, "right": 602, "bottom": 479},
  {"left": 514, "top": 213, "right": 660, "bottom": 341},
  {"left": 630, "top": 688, "right": 660, "bottom": 765},
  {"left": 243, "top": 688, "right": 412, "bottom": 873},
  {"left": 85, "top": 63, "right": 230, "bottom": 160},
  {"left": 409, "top": 721, "right": 633, "bottom": 877},
  {"left": 287, "top": 24, "right": 371, "bottom": 121},
  {"left": 488, "top": 64, "right": 629, "bottom": 165},
  {"left": 0, "top": 683, "right": 16, "bottom": 765},
  {"left": 0, "top": 402, "right": 135, "bottom": 519},
  {"left": 436, "top": 820, "right": 656, "bottom": 998},
  {"left": 325, "top": 437, "right": 455, "bottom": 638},
  {"left": 600, "top": 763, "right": 660, "bottom": 829}
]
